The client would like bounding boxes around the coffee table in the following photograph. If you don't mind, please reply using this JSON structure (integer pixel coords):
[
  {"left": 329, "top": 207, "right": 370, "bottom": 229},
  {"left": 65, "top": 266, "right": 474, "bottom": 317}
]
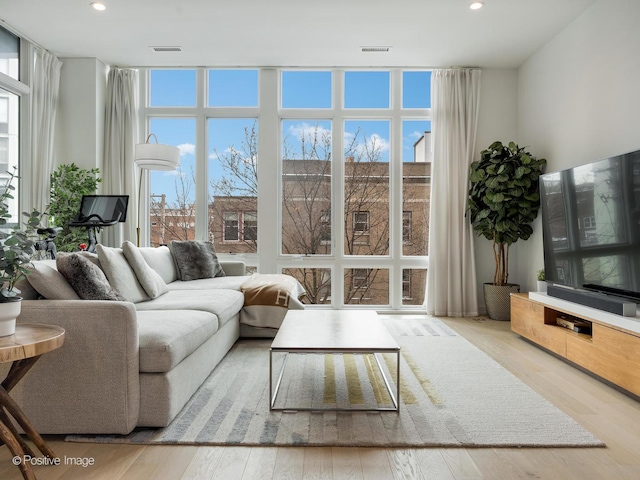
[{"left": 269, "top": 310, "right": 400, "bottom": 412}]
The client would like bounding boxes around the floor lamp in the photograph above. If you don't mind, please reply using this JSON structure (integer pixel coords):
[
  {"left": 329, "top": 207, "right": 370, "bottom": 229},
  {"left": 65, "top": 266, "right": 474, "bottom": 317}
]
[{"left": 134, "top": 134, "right": 180, "bottom": 246}]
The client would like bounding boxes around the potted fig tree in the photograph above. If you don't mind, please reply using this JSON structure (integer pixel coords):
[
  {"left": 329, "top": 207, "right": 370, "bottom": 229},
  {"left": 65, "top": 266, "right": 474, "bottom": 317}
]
[
  {"left": 0, "top": 168, "right": 42, "bottom": 336},
  {"left": 468, "top": 141, "right": 546, "bottom": 320}
]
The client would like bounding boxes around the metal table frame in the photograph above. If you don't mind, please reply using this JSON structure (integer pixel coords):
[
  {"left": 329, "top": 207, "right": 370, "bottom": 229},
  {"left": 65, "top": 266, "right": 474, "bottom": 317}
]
[{"left": 269, "top": 346, "right": 400, "bottom": 412}]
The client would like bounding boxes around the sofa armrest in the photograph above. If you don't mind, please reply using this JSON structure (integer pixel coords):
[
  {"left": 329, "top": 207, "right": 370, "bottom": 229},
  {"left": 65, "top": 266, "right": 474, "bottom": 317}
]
[
  {"left": 220, "top": 261, "right": 246, "bottom": 276},
  {"left": 2, "top": 300, "right": 140, "bottom": 434}
]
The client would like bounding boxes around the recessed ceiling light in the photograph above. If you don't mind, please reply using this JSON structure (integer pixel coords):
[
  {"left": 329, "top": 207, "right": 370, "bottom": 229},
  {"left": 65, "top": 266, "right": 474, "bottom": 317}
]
[
  {"left": 469, "top": 1, "right": 485, "bottom": 10},
  {"left": 91, "top": 2, "right": 106, "bottom": 11}
]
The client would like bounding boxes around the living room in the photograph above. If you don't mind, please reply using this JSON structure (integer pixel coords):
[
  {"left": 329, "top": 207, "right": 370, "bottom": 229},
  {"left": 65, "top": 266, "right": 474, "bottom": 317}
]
[{"left": 1, "top": 0, "right": 640, "bottom": 478}]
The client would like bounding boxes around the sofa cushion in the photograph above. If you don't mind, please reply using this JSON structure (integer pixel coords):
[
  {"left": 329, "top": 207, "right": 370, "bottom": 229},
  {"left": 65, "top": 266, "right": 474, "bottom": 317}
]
[
  {"left": 56, "top": 253, "right": 125, "bottom": 301},
  {"left": 122, "top": 241, "right": 169, "bottom": 299},
  {"left": 139, "top": 245, "right": 178, "bottom": 284},
  {"left": 26, "top": 262, "right": 80, "bottom": 300},
  {"left": 135, "top": 289, "right": 244, "bottom": 326},
  {"left": 137, "top": 310, "right": 219, "bottom": 373},
  {"left": 168, "top": 240, "right": 225, "bottom": 281},
  {"left": 14, "top": 277, "right": 40, "bottom": 300},
  {"left": 96, "top": 245, "right": 149, "bottom": 303},
  {"left": 166, "top": 275, "right": 247, "bottom": 291},
  {"left": 78, "top": 251, "right": 102, "bottom": 269}
]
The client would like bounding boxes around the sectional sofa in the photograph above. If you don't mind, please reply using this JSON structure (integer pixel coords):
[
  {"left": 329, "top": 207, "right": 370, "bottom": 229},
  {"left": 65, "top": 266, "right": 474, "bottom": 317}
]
[{"left": 3, "top": 241, "right": 302, "bottom": 435}]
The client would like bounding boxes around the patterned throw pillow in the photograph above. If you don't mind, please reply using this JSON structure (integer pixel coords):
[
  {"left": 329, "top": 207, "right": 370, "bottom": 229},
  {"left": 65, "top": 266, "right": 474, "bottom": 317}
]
[
  {"left": 168, "top": 240, "right": 226, "bottom": 281},
  {"left": 56, "top": 253, "right": 125, "bottom": 301}
]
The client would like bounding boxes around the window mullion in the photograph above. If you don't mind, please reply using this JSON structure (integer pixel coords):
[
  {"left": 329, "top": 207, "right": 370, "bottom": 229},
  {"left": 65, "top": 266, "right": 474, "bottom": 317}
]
[
  {"left": 389, "top": 69, "right": 404, "bottom": 310},
  {"left": 195, "top": 68, "right": 208, "bottom": 241},
  {"left": 333, "top": 68, "right": 345, "bottom": 308}
]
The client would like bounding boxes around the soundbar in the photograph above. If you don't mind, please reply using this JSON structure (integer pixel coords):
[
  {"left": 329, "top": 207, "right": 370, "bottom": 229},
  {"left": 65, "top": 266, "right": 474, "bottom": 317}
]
[{"left": 547, "top": 285, "right": 637, "bottom": 317}]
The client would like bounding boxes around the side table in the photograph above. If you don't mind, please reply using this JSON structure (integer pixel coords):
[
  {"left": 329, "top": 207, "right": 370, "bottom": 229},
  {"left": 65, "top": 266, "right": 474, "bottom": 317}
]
[{"left": 0, "top": 324, "right": 65, "bottom": 480}]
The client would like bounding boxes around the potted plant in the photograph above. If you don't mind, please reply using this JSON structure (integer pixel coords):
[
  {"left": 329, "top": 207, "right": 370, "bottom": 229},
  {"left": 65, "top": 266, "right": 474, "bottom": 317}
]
[
  {"left": 468, "top": 141, "right": 546, "bottom": 320},
  {"left": 49, "top": 163, "right": 101, "bottom": 252},
  {"left": 0, "top": 168, "right": 42, "bottom": 336},
  {"left": 537, "top": 269, "right": 547, "bottom": 293}
]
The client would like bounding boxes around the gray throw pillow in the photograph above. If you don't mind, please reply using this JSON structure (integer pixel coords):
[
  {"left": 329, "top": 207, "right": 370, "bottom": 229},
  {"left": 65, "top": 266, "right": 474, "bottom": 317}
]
[
  {"left": 168, "top": 240, "right": 226, "bottom": 281},
  {"left": 56, "top": 253, "right": 125, "bottom": 301}
]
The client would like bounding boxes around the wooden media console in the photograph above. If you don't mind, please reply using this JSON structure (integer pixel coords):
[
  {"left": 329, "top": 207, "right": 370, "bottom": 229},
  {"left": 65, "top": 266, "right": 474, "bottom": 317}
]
[{"left": 511, "top": 292, "right": 640, "bottom": 397}]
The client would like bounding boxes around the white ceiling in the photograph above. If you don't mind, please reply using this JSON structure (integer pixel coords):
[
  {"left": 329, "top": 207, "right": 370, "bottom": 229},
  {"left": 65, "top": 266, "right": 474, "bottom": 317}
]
[{"left": 0, "top": 0, "right": 597, "bottom": 68}]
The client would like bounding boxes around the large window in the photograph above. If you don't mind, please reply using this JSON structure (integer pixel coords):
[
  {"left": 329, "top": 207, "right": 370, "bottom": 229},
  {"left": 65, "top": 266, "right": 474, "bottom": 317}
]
[
  {"left": 0, "top": 25, "right": 23, "bottom": 225},
  {"left": 141, "top": 68, "right": 430, "bottom": 310}
]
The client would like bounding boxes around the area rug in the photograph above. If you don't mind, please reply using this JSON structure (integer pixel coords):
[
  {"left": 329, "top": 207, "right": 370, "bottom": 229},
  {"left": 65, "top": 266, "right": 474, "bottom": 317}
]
[{"left": 67, "top": 317, "right": 604, "bottom": 447}]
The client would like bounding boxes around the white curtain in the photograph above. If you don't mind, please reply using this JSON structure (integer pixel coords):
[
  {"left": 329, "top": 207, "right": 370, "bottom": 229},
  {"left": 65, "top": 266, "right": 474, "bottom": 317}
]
[
  {"left": 30, "top": 47, "right": 62, "bottom": 216},
  {"left": 426, "top": 68, "right": 481, "bottom": 317},
  {"left": 102, "top": 67, "right": 139, "bottom": 247}
]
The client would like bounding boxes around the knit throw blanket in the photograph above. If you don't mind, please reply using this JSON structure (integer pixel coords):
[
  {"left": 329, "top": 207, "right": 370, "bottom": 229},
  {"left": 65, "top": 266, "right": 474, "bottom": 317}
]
[{"left": 239, "top": 274, "right": 306, "bottom": 329}]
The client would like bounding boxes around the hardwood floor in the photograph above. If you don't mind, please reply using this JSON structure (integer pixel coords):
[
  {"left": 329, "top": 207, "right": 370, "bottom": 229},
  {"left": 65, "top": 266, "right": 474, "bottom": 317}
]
[{"left": 2, "top": 316, "right": 640, "bottom": 479}]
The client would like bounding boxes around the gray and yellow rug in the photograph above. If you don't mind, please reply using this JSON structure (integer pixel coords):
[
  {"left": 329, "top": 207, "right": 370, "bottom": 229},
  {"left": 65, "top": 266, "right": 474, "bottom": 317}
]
[{"left": 67, "top": 317, "right": 604, "bottom": 447}]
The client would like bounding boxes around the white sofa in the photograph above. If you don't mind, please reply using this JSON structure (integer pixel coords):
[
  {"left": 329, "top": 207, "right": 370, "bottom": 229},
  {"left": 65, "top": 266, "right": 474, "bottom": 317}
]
[{"left": 4, "top": 243, "right": 259, "bottom": 435}]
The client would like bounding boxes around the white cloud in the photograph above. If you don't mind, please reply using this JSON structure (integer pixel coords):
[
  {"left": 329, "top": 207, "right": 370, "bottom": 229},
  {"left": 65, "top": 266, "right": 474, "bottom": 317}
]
[
  {"left": 178, "top": 143, "right": 195, "bottom": 156},
  {"left": 287, "top": 122, "right": 332, "bottom": 141}
]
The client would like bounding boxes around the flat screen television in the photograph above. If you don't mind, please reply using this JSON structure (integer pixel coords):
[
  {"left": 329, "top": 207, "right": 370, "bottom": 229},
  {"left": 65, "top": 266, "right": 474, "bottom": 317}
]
[{"left": 539, "top": 149, "right": 640, "bottom": 303}]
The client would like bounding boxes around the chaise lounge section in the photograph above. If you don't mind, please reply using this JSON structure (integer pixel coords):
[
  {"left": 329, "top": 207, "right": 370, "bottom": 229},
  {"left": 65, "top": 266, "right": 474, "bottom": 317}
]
[{"left": 2, "top": 241, "right": 300, "bottom": 435}]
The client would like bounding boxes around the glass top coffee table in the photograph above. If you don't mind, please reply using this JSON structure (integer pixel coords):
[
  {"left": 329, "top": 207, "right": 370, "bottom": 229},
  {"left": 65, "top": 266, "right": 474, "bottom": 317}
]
[{"left": 269, "top": 310, "right": 400, "bottom": 412}]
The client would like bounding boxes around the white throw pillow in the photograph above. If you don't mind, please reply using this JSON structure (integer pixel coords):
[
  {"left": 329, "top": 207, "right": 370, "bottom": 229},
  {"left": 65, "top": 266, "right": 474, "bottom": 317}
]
[
  {"left": 138, "top": 245, "right": 179, "bottom": 284},
  {"left": 96, "top": 245, "right": 149, "bottom": 303},
  {"left": 122, "top": 241, "right": 169, "bottom": 299}
]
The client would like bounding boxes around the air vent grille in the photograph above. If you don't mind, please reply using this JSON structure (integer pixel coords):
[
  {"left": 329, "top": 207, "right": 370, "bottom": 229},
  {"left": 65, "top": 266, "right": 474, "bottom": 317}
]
[
  {"left": 150, "top": 46, "right": 183, "bottom": 52},
  {"left": 361, "top": 46, "right": 390, "bottom": 53}
]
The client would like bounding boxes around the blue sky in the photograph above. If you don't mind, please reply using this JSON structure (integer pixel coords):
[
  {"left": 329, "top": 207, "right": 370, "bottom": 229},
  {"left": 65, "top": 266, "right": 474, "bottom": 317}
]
[{"left": 148, "top": 70, "right": 431, "bottom": 203}]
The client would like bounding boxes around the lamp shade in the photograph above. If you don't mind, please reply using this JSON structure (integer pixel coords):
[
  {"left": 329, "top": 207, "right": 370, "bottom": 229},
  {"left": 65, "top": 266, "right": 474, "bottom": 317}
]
[{"left": 134, "top": 142, "right": 180, "bottom": 171}]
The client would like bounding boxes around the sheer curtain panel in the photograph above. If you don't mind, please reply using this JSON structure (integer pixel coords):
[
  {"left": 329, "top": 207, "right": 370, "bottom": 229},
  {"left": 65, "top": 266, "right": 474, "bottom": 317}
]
[
  {"left": 426, "top": 69, "right": 481, "bottom": 317},
  {"left": 30, "top": 47, "right": 62, "bottom": 216},
  {"left": 103, "top": 67, "right": 139, "bottom": 247}
]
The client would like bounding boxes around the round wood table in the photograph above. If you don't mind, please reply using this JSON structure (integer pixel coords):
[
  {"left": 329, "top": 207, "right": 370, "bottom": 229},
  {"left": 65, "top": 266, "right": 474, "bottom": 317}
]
[{"left": 0, "top": 324, "right": 65, "bottom": 480}]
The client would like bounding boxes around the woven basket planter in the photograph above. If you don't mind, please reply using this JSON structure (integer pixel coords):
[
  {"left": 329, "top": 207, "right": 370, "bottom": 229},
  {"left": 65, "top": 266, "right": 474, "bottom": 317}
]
[{"left": 483, "top": 283, "right": 520, "bottom": 321}]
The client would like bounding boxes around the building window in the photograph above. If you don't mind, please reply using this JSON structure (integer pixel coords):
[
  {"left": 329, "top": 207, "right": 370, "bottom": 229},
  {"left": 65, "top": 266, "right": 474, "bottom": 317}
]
[
  {"left": 223, "top": 212, "right": 239, "bottom": 241},
  {"left": 353, "top": 211, "right": 369, "bottom": 234},
  {"left": 320, "top": 211, "right": 331, "bottom": 244},
  {"left": 402, "top": 270, "right": 411, "bottom": 299},
  {"left": 583, "top": 216, "right": 596, "bottom": 229},
  {"left": 403, "top": 211, "right": 412, "bottom": 244},
  {"left": 243, "top": 211, "right": 257, "bottom": 241},
  {"left": 352, "top": 268, "right": 370, "bottom": 289}
]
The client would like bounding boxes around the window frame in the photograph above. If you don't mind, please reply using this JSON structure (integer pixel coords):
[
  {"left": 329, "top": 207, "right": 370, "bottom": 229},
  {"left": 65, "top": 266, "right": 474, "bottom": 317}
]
[{"left": 140, "top": 67, "right": 430, "bottom": 311}]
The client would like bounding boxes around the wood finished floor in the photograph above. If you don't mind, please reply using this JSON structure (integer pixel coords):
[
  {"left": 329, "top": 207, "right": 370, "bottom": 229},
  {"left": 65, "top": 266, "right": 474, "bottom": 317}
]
[{"left": 2, "top": 315, "right": 640, "bottom": 479}]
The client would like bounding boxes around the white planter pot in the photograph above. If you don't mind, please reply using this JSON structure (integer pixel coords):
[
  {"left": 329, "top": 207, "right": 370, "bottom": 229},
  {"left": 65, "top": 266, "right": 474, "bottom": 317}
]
[
  {"left": 0, "top": 300, "right": 21, "bottom": 337},
  {"left": 537, "top": 281, "right": 547, "bottom": 293}
]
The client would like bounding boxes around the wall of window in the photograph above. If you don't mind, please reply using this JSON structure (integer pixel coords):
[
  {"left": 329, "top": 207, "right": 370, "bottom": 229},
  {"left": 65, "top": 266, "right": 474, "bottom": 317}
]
[
  {"left": 141, "top": 68, "right": 430, "bottom": 310},
  {"left": 0, "top": 25, "right": 29, "bottom": 226}
]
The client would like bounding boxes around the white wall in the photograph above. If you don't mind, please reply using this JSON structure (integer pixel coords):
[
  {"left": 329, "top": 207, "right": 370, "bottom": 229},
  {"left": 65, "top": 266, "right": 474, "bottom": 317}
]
[
  {"left": 517, "top": 0, "right": 640, "bottom": 291},
  {"left": 55, "top": 58, "right": 107, "bottom": 177},
  {"left": 474, "top": 68, "right": 519, "bottom": 312}
]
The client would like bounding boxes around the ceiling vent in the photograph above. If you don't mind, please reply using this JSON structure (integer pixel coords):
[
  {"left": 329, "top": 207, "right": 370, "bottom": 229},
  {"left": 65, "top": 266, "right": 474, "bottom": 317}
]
[
  {"left": 150, "top": 46, "right": 183, "bottom": 53},
  {"left": 361, "top": 46, "right": 390, "bottom": 53}
]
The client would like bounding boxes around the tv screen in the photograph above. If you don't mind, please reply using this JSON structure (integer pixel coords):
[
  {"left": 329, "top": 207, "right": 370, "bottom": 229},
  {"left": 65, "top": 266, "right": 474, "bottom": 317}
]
[
  {"left": 79, "top": 195, "right": 129, "bottom": 223},
  {"left": 540, "top": 149, "right": 640, "bottom": 302}
]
